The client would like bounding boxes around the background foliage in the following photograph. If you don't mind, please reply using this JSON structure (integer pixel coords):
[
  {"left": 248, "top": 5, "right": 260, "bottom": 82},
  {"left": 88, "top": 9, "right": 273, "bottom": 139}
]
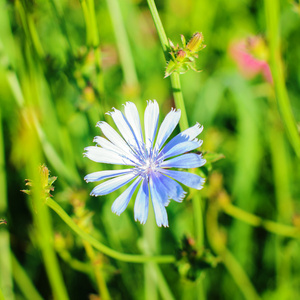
[{"left": 0, "top": 0, "right": 300, "bottom": 299}]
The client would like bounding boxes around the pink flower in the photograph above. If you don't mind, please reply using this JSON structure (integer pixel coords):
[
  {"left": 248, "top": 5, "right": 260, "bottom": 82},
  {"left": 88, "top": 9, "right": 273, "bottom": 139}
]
[{"left": 230, "top": 36, "right": 273, "bottom": 84}]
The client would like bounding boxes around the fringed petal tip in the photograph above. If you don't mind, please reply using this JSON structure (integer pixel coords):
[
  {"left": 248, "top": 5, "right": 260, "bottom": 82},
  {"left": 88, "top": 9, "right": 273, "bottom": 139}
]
[
  {"left": 200, "top": 158, "right": 206, "bottom": 167},
  {"left": 177, "top": 191, "right": 187, "bottom": 202},
  {"left": 96, "top": 121, "right": 105, "bottom": 128},
  {"left": 105, "top": 107, "right": 118, "bottom": 116},
  {"left": 135, "top": 219, "right": 146, "bottom": 225}
]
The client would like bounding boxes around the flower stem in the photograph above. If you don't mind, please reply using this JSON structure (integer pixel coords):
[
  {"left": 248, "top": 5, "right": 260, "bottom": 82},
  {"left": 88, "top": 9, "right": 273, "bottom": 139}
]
[
  {"left": 146, "top": 0, "right": 169, "bottom": 57},
  {"left": 206, "top": 201, "right": 261, "bottom": 300},
  {"left": 170, "top": 72, "right": 189, "bottom": 131},
  {"left": 146, "top": 1, "right": 204, "bottom": 256},
  {"left": 147, "top": 0, "right": 189, "bottom": 131},
  {"left": 221, "top": 202, "right": 300, "bottom": 239},
  {"left": 46, "top": 198, "right": 176, "bottom": 264},
  {"left": 83, "top": 241, "right": 111, "bottom": 300},
  {"left": 222, "top": 249, "right": 261, "bottom": 300},
  {"left": 264, "top": 0, "right": 300, "bottom": 158}
]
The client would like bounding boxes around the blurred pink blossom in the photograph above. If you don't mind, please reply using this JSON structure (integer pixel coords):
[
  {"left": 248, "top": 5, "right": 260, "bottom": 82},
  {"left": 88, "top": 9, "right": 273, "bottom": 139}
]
[{"left": 230, "top": 36, "right": 273, "bottom": 84}]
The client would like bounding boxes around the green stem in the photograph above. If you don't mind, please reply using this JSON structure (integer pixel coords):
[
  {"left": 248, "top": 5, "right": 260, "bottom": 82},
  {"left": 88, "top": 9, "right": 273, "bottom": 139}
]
[
  {"left": 0, "top": 111, "right": 14, "bottom": 300},
  {"left": 80, "top": 0, "right": 92, "bottom": 45},
  {"left": 46, "top": 198, "right": 175, "bottom": 264},
  {"left": 87, "top": 0, "right": 99, "bottom": 47},
  {"left": 83, "top": 241, "right": 111, "bottom": 300},
  {"left": 33, "top": 115, "right": 81, "bottom": 184},
  {"left": 142, "top": 214, "right": 175, "bottom": 300},
  {"left": 268, "top": 94, "right": 293, "bottom": 289},
  {"left": 146, "top": 10, "right": 205, "bottom": 299},
  {"left": 206, "top": 202, "right": 260, "bottom": 300},
  {"left": 146, "top": 0, "right": 204, "bottom": 255},
  {"left": 221, "top": 202, "right": 300, "bottom": 239},
  {"left": 264, "top": 0, "right": 300, "bottom": 158},
  {"left": 1, "top": 48, "right": 81, "bottom": 184},
  {"left": 57, "top": 249, "right": 91, "bottom": 274},
  {"left": 146, "top": 0, "right": 169, "bottom": 57},
  {"left": 15, "top": 0, "right": 44, "bottom": 59},
  {"left": 26, "top": 146, "right": 68, "bottom": 300},
  {"left": 106, "top": 0, "right": 138, "bottom": 87},
  {"left": 192, "top": 193, "right": 204, "bottom": 249},
  {"left": 81, "top": 0, "right": 105, "bottom": 98},
  {"left": 170, "top": 72, "right": 189, "bottom": 131},
  {"left": 223, "top": 249, "right": 261, "bottom": 300},
  {"left": 143, "top": 208, "right": 158, "bottom": 300},
  {"left": 48, "top": 0, "right": 74, "bottom": 55},
  {"left": 32, "top": 193, "right": 69, "bottom": 300},
  {"left": 11, "top": 254, "right": 43, "bottom": 300}
]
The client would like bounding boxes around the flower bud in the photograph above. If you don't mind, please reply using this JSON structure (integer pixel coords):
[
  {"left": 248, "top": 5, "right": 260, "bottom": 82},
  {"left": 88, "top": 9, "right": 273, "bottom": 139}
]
[
  {"left": 176, "top": 49, "right": 187, "bottom": 62},
  {"left": 186, "top": 32, "right": 205, "bottom": 53}
]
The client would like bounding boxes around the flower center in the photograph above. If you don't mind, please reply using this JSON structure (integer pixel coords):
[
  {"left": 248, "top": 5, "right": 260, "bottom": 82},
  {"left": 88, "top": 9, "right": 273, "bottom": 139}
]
[{"left": 134, "top": 157, "right": 158, "bottom": 179}]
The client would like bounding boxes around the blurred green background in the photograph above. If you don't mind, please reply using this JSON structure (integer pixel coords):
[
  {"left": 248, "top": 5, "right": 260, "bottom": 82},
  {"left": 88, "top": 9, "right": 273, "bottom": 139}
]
[{"left": 0, "top": 0, "right": 300, "bottom": 299}]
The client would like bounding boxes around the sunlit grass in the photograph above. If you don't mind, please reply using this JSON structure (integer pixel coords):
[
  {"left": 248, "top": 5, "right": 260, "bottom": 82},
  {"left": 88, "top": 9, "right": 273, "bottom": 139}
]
[{"left": 0, "top": 0, "right": 300, "bottom": 299}]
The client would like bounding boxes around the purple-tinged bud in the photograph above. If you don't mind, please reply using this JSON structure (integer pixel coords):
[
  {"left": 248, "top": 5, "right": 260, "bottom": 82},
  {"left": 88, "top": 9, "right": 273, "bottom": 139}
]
[{"left": 176, "top": 49, "right": 187, "bottom": 62}]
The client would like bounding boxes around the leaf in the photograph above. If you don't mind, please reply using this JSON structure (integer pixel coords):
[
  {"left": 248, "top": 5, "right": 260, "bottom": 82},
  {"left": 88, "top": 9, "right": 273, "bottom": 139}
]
[{"left": 203, "top": 151, "right": 225, "bottom": 164}]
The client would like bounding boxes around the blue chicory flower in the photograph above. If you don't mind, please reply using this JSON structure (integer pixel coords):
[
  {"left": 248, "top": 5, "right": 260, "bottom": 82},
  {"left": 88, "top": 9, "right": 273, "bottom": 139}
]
[{"left": 84, "top": 100, "right": 205, "bottom": 227}]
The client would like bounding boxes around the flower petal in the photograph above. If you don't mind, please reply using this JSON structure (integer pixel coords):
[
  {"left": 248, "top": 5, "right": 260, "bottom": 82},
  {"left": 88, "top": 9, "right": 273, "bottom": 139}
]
[
  {"left": 134, "top": 179, "right": 149, "bottom": 224},
  {"left": 84, "top": 146, "right": 135, "bottom": 165},
  {"left": 160, "top": 169, "right": 205, "bottom": 190},
  {"left": 90, "top": 173, "right": 137, "bottom": 196},
  {"left": 154, "top": 108, "right": 181, "bottom": 153},
  {"left": 157, "top": 172, "right": 186, "bottom": 202},
  {"left": 149, "top": 174, "right": 169, "bottom": 227},
  {"left": 161, "top": 153, "right": 206, "bottom": 168},
  {"left": 160, "top": 123, "right": 203, "bottom": 156},
  {"left": 84, "top": 169, "right": 132, "bottom": 182},
  {"left": 111, "top": 177, "right": 141, "bottom": 215},
  {"left": 160, "top": 139, "right": 202, "bottom": 160},
  {"left": 107, "top": 108, "right": 141, "bottom": 153},
  {"left": 124, "top": 102, "right": 144, "bottom": 150},
  {"left": 144, "top": 100, "right": 159, "bottom": 153},
  {"left": 97, "top": 121, "right": 138, "bottom": 160},
  {"left": 93, "top": 136, "right": 141, "bottom": 166}
]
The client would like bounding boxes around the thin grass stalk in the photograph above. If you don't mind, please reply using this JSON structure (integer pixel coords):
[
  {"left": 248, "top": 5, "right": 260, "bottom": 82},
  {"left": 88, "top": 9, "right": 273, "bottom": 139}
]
[
  {"left": 264, "top": 0, "right": 300, "bottom": 158},
  {"left": 142, "top": 211, "right": 175, "bottom": 300},
  {"left": 15, "top": 0, "right": 44, "bottom": 59},
  {"left": 48, "top": 0, "right": 74, "bottom": 55},
  {"left": 11, "top": 254, "right": 43, "bottom": 300},
  {"left": 83, "top": 241, "right": 111, "bottom": 300},
  {"left": 206, "top": 201, "right": 260, "bottom": 300},
  {"left": 0, "top": 111, "right": 14, "bottom": 300},
  {"left": 1, "top": 41, "right": 81, "bottom": 184},
  {"left": 105, "top": 0, "right": 139, "bottom": 88},
  {"left": 86, "top": 0, "right": 105, "bottom": 97},
  {"left": 268, "top": 94, "right": 293, "bottom": 291},
  {"left": 222, "top": 250, "right": 261, "bottom": 300}
]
